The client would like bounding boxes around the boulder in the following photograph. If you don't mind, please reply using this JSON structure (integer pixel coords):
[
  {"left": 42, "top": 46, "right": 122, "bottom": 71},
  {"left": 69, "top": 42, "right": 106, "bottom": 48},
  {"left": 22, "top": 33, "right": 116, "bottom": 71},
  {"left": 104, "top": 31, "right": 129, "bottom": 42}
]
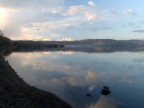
[{"left": 101, "top": 86, "right": 111, "bottom": 95}]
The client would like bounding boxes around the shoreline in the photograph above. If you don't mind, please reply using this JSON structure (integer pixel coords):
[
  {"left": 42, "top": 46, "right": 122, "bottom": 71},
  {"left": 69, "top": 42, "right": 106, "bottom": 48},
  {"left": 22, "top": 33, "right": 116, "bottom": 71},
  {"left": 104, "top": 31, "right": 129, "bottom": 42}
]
[{"left": 0, "top": 56, "right": 72, "bottom": 108}]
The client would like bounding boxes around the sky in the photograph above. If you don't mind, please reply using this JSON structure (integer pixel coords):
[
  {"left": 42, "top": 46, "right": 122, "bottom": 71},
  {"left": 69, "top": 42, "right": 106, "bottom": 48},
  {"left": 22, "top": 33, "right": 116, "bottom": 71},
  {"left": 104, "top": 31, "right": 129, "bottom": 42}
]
[{"left": 0, "top": 0, "right": 144, "bottom": 41}]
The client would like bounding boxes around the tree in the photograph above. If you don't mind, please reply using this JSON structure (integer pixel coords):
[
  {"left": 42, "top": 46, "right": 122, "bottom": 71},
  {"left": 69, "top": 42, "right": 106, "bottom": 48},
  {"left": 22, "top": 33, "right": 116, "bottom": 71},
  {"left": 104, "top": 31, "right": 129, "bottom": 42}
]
[
  {"left": 0, "top": 30, "right": 4, "bottom": 37},
  {"left": 0, "top": 30, "right": 12, "bottom": 47}
]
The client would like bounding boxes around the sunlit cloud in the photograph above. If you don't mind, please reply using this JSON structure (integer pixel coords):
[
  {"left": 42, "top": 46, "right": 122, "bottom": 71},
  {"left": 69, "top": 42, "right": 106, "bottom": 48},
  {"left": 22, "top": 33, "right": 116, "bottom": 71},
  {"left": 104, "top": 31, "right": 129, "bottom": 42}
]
[
  {"left": 65, "top": 5, "right": 97, "bottom": 22},
  {"left": 0, "top": 7, "right": 15, "bottom": 28},
  {"left": 0, "top": 7, "right": 6, "bottom": 16},
  {"left": 61, "top": 38, "right": 74, "bottom": 41},
  {"left": 88, "top": 1, "right": 96, "bottom": 7},
  {"left": 66, "top": 5, "right": 86, "bottom": 16},
  {"left": 0, "top": 0, "right": 99, "bottom": 40},
  {"left": 0, "top": 0, "right": 143, "bottom": 40},
  {"left": 84, "top": 11, "right": 97, "bottom": 21}
]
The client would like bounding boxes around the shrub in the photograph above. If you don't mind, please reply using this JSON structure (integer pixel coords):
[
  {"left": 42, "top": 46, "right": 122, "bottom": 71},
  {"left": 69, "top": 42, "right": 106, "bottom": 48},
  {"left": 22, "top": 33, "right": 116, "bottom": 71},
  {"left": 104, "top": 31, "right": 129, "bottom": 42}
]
[{"left": 0, "top": 30, "right": 12, "bottom": 47}]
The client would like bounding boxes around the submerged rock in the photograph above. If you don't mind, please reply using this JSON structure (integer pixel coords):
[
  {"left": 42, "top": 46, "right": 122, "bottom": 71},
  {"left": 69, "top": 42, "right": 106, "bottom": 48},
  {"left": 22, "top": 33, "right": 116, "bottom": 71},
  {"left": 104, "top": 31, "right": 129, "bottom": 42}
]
[
  {"left": 101, "top": 86, "right": 111, "bottom": 95},
  {"left": 86, "top": 93, "right": 92, "bottom": 97}
]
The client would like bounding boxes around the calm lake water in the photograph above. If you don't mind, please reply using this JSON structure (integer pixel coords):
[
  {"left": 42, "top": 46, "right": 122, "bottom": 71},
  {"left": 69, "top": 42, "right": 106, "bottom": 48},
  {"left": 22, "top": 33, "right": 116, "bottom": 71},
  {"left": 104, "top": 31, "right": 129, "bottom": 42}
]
[{"left": 6, "top": 51, "right": 144, "bottom": 108}]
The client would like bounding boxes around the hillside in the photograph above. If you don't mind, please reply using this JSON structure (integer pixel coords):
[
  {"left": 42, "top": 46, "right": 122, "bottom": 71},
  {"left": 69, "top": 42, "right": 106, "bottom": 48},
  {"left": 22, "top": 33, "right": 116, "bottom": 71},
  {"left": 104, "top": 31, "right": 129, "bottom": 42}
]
[{"left": 0, "top": 31, "right": 12, "bottom": 48}]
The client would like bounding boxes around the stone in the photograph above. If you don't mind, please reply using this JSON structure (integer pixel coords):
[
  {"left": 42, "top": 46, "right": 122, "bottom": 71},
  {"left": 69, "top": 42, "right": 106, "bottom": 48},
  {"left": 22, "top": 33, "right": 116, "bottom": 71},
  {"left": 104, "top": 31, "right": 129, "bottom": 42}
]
[
  {"left": 101, "top": 86, "right": 111, "bottom": 95},
  {"left": 86, "top": 93, "right": 92, "bottom": 96}
]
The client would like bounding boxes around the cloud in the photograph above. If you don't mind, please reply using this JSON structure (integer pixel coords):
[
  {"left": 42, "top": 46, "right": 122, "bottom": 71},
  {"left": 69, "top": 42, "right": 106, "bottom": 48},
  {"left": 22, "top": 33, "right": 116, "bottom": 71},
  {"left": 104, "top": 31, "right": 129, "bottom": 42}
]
[
  {"left": 90, "top": 28, "right": 99, "bottom": 31},
  {"left": 10, "top": 3, "right": 99, "bottom": 39},
  {"left": 90, "top": 26, "right": 112, "bottom": 31},
  {"left": 0, "top": 7, "right": 20, "bottom": 29},
  {"left": 65, "top": 5, "right": 97, "bottom": 21},
  {"left": 123, "top": 22, "right": 144, "bottom": 29},
  {"left": 123, "top": 9, "right": 137, "bottom": 16},
  {"left": 66, "top": 5, "right": 85, "bottom": 16},
  {"left": 61, "top": 38, "right": 74, "bottom": 41},
  {"left": 20, "top": 17, "right": 83, "bottom": 33},
  {"left": 0, "top": 0, "right": 67, "bottom": 38},
  {"left": 99, "top": 8, "right": 138, "bottom": 21},
  {"left": 127, "top": 22, "right": 136, "bottom": 26},
  {"left": 0, "top": 0, "right": 65, "bottom": 9},
  {"left": 0, "top": 0, "right": 141, "bottom": 40},
  {"left": 133, "top": 29, "right": 144, "bottom": 33},
  {"left": 0, "top": 0, "right": 99, "bottom": 40},
  {"left": 88, "top": 1, "right": 96, "bottom": 7},
  {"left": 102, "top": 27, "right": 112, "bottom": 30},
  {"left": 84, "top": 11, "right": 96, "bottom": 21}
]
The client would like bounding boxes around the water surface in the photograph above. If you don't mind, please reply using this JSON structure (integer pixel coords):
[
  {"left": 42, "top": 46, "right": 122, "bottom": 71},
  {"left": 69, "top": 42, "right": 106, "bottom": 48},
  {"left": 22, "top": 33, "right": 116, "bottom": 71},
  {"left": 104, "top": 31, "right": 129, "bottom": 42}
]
[{"left": 6, "top": 51, "right": 144, "bottom": 108}]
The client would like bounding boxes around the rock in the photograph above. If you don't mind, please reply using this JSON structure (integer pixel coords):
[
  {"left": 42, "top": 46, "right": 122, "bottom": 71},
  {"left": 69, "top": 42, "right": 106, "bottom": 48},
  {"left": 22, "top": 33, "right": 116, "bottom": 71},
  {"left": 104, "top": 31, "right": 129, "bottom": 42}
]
[
  {"left": 103, "top": 86, "right": 109, "bottom": 89},
  {"left": 101, "top": 86, "right": 111, "bottom": 95},
  {"left": 86, "top": 93, "right": 92, "bottom": 97},
  {"left": 0, "top": 56, "right": 72, "bottom": 108},
  {"left": 0, "top": 62, "right": 5, "bottom": 67}
]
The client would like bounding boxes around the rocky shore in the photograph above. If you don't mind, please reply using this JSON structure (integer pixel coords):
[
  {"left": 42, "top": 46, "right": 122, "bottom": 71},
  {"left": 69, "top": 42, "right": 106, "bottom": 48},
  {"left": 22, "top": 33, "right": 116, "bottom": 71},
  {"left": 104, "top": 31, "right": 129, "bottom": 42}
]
[{"left": 0, "top": 56, "right": 72, "bottom": 108}]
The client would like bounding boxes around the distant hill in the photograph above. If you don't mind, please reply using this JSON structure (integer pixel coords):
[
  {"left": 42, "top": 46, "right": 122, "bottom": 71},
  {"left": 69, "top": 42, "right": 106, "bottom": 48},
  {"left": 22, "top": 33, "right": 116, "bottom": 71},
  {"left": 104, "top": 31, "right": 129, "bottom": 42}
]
[
  {"left": 1, "top": 29, "right": 144, "bottom": 52},
  {"left": 12, "top": 39, "right": 144, "bottom": 52}
]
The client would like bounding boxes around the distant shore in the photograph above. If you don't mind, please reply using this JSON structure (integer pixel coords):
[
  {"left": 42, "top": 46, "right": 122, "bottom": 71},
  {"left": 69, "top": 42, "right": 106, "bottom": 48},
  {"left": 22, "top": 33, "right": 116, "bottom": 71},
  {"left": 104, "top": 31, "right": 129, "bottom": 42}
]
[{"left": 0, "top": 56, "right": 72, "bottom": 108}]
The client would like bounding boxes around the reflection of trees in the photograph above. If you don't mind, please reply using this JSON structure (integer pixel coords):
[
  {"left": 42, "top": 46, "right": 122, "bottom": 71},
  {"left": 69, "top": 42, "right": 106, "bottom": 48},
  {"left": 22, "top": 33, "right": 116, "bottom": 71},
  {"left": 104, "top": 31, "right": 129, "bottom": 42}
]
[{"left": 2, "top": 49, "right": 13, "bottom": 56}]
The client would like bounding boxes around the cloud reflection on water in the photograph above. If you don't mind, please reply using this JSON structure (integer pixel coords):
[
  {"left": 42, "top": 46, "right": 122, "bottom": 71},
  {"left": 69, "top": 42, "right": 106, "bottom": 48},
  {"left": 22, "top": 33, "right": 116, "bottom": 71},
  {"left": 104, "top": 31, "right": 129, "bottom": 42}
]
[
  {"left": 6, "top": 51, "right": 144, "bottom": 108},
  {"left": 88, "top": 96, "right": 118, "bottom": 108},
  {"left": 7, "top": 51, "right": 139, "bottom": 88}
]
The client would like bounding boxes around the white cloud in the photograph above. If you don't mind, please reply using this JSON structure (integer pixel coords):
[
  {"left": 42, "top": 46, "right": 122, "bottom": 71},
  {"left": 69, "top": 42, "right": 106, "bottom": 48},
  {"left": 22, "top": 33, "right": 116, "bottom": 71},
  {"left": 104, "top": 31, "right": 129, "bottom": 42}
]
[
  {"left": 0, "top": 7, "right": 20, "bottom": 29},
  {"left": 1, "top": 1, "right": 98, "bottom": 40},
  {"left": 65, "top": 5, "right": 97, "bottom": 22},
  {"left": 123, "top": 9, "right": 137, "bottom": 16},
  {"left": 21, "top": 18, "right": 83, "bottom": 32},
  {"left": 61, "top": 38, "right": 74, "bottom": 41},
  {"left": 67, "top": 5, "right": 86, "bottom": 16},
  {"left": 0, "top": 0, "right": 140, "bottom": 40},
  {"left": 88, "top": 1, "right": 96, "bottom": 7},
  {"left": 0, "top": 0, "right": 65, "bottom": 9},
  {"left": 84, "top": 11, "right": 97, "bottom": 21}
]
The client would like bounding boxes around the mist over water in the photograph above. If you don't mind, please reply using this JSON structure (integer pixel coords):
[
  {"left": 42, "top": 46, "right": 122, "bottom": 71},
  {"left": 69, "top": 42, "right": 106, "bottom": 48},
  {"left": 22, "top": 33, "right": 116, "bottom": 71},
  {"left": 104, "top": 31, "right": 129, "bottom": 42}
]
[{"left": 6, "top": 51, "right": 144, "bottom": 108}]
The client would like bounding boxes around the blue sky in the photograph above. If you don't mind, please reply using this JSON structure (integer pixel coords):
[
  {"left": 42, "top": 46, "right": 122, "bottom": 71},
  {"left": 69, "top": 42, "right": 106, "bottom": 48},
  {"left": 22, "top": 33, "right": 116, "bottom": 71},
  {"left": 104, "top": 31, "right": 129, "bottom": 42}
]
[{"left": 0, "top": 0, "right": 144, "bottom": 40}]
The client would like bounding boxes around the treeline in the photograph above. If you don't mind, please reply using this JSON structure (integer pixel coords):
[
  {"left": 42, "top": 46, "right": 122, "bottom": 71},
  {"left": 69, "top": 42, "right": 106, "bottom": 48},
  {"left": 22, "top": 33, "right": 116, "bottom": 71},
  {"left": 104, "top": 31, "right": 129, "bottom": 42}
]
[
  {"left": 0, "top": 30, "right": 12, "bottom": 48},
  {"left": 0, "top": 30, "right": 65, "bottom": 50},
  {"left": 13, "top": 41, "right": 64, "bottom": 50},
  {"left": 0, "top": 30, "right": 65, "bottom": 55}
]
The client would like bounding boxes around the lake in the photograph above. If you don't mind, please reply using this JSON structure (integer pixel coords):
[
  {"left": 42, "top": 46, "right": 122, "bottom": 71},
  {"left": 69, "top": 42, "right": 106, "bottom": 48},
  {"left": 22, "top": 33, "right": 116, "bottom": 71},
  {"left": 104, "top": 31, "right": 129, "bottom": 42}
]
[{"left": 5, "top": 51, "right": 144, "bottom": 108}]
